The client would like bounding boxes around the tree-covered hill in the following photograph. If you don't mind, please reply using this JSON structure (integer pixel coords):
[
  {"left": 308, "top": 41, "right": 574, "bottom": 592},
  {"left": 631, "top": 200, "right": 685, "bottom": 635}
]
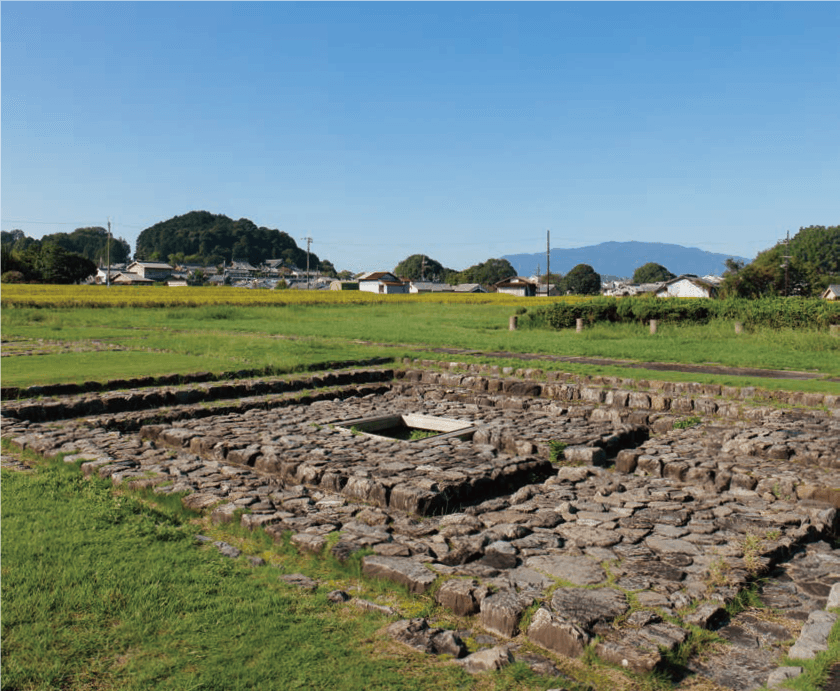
[
  {"left": 134, "top": 211, "right": 321, "bottom": 269},
  {"left": 721, "top": 225, "right": 840, "bottom": 298}
]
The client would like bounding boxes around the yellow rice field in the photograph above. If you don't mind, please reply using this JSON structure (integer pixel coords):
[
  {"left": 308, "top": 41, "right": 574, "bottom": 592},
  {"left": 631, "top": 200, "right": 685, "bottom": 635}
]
[{"left": 0, "top": 284, "right": 585, "bottom": 308}]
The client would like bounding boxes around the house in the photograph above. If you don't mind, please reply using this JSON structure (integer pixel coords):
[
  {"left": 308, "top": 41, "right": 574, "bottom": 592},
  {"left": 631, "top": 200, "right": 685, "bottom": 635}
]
[
  {"left": 94, "top": 265, "right": 127, "bottom": 285},
  {"left": 126, "top": 261, "right": 174, "bottom": 281},
  {"left": 822, "top": 285, "right": 840, "bottom": 300},
  {"left": 408, "top": 281, "right": 453, "bottom": 294},
  {"left": 358, "top": 271, "right": 408, "bottom": 294},
  {"left": 111, "top": 272, "right": 154, "bottom": 286},
  {"left": 453, "top": 283, "right": 488, "bottom": 293},
  {"left": 654, "top": 275, "right": 719, "bottom": 299},
  {"left": 494, "top": 276, "right": 537, "bottom": 297},
  {"left": 224, "top": 261, "right": 259, "bottom": 281}
]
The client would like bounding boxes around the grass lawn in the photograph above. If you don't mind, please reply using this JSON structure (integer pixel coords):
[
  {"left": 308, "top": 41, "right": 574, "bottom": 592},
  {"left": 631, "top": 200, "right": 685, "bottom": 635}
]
[
  {"left": 2, "top": 303, "right": 839, "bottom": 393},
  {"left": 2, "top": 451, "right": 572, "bottom": 691}
]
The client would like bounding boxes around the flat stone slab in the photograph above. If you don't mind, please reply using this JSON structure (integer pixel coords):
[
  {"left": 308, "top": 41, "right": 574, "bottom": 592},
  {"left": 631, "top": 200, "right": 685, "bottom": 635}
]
[
  {"left": 788, "top": 610, "right": 838, "bottom": 659},
  {"left": 362, "top": 555, "right": 437, "bottom": 594},
  {"left": 549, "top": 588, "right": 628, "bottom": 631},
  {"left": 524, "top": 555, "right": 607, "bottom": 586}
]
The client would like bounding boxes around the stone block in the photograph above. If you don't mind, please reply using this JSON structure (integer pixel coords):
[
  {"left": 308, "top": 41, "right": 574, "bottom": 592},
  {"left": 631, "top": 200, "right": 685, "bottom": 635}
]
[
  {"left": 362, "top": 555, "right": 437, "bottom": 594},
  {"left": 480, "top": 589, "right": 530, "bottom": 638},
  {"left": 788, "top": 610, "right": 837, "bottom": 659},
  {"left": 527, "top": 607, "right": 589, "bottom": 658},
  {"left": 636, "top": 455, "right": 663, "bottom": 478},
  {"left": 291, "top": 532, "right": 327, "bottom": 554},
  {"left": 435, "top": 578, "right": 489, "bottom": 616},
  {"left": 386, "top": 619, "right": 467, "bottom": 658},
  {"left": 615, "top": 449, "right": 641, "bottom": 474},
  {"left": 580, "top": 388, "right": 605, "bottom": 404},
  {"left": 549, "top": 587, "right": 628, "bottom": 631},
  {"left": 671, "top": 398, "right": 694, "bottom": 413},
  {"left": 694, "top": 398, "right": 718, "bottom": 415},
  {"left": 457, "top": 646, "right": 513, "bottom": 674},
  {"left": 562, "top": 445, "right": 606, "bottom": 466},
  {"left": 606, "top": 391, "right": 629, "bottom": 408}
]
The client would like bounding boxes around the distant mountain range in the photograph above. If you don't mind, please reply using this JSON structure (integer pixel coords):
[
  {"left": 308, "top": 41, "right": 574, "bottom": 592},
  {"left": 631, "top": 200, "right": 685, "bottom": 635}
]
[{"left": 503, "top": 241, "right": 751, "bottom": 279}]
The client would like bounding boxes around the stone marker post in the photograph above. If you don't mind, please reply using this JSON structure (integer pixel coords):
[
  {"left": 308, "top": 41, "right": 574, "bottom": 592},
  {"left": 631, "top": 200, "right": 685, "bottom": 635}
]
[
  {"left": 649, "top": 319, "right": 658, "bottom": 335},
  {"left": 576, "top": 318, "right": 583, "bottom": 333},
  {"left": 831, "top": 324, "right": 840, "bottom": 337},
  {"left": 509, "top": 316, "right": 518, "bottom": 331},
  {"left": 735, "top": 321, "right": 743, "bottom": 334}
]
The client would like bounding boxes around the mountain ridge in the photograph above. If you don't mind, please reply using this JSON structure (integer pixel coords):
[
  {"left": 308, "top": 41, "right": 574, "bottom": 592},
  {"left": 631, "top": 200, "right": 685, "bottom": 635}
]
[{"left": 503, "top": 241, "right": 751, "bottom": 278}]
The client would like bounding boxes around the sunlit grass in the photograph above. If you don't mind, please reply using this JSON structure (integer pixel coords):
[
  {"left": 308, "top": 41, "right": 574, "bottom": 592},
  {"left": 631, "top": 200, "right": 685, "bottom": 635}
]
[{"left": 2, "top": 302, "right": 839, "bottom": 392}]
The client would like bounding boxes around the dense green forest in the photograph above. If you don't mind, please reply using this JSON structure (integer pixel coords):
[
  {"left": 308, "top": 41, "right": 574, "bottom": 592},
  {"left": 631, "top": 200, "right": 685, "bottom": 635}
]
[
  {"left": 721, "top": 225, "right": 840, "bottom": 298},
  {"left": 135, "top": 211, "right": 323, "bottom": 270},
  {"left": 1, "top": 237, "right": 97, "bottom": 284}
]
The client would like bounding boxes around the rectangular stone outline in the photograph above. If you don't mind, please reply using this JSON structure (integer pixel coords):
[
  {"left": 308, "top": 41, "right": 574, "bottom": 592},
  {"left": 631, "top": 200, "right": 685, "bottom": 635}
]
[{"left": 334, "top": 413, "right": 476, "bottom": 443}]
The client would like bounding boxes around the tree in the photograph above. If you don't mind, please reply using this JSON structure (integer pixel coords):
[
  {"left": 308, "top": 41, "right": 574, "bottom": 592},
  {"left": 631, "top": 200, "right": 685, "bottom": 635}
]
[
  {"left": 34, "top": 243, "right": 97, "bottom": 284},
  {"left": 34, "top": 226, "right": 131, "bottom": 265},
  {"left": 393, "top": 254, "right": 446, "bottom": 281},
  {"left": 453, "top": 258, "right": 516, "bottom": 286},
  {"left": 720, "top": 225, "right": 840, "bottom": 298},
  {"left": 318, "top": 259, "right": 338, "bottom": 278},
  {"left": 632, "top": 262, "right": 675, "bottom": 284},
  {"left": 538, "top": 272, "right": 564, "bottom": 284},
  {"left": 187, "top": 269, "right": 208, "bottom": 286},
  {"left": 720, "top": 247, "right": 816, "bottom": 298},
  {"left": 562, "top": 264, "right": 601, "bottom": 295}
]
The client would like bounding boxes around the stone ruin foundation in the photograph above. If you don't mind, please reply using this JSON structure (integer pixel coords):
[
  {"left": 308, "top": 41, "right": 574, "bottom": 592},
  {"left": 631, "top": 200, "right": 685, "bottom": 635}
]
[{"left": 2, "top": 358, "right": 839, "bottom": 690}]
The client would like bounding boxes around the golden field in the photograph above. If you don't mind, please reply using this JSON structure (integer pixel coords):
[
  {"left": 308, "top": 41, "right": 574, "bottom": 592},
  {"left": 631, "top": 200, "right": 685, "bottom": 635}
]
[{"left": 0, "top": 284, "right": 584, "bottom": 308}]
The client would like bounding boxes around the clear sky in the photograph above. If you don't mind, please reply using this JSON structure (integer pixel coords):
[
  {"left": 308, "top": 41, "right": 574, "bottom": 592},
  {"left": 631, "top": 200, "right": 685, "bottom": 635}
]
[{"left": 3, "top": 2, "right": 839, "bottom": 273}]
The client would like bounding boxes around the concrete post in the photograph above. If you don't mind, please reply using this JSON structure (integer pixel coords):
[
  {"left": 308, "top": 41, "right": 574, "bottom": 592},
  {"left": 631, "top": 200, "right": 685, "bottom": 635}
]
[
  {"left": 649, "top": 319, "right": 658, "bottom": 335},
  {"left": 576, "top": 318, "right": 584, "bottom": 333},
  {"left": 831, "top": 324, "right": 840, "bottom": 337},
  {"left": 509, "top": 315, "right": 518, "bottom": 331},
  {"left": 735, "top": 321, "right": 743, "bottom": 334}
]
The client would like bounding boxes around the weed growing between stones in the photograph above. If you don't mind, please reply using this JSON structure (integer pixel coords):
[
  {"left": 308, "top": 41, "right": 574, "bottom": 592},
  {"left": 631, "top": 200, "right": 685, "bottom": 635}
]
[
  {"left": 548, "top": 439, "right": 568, "bottom": 464},
  {"left": 659, "top": 626, "right": 726, "bottom": 683},
  {"left": 720, "top": 584, "right": 767, "bottom": 625},
  {"left": 408, "top": 429, "right": 439, "bottom": 441},
  {"left": 673, "top": 416, "right": 702, "bottom": 429},
  {"left": 742, "top": 533, "right": 764, "bottom": 575},
  {"left": 705, "top": 555, "right": 731, "bottom": 591}
]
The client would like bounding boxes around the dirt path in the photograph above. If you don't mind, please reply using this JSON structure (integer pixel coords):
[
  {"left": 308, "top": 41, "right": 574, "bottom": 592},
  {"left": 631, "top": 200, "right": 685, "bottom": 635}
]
[{"left": 353, "top": 340, "right": 831, "bottom": 381}]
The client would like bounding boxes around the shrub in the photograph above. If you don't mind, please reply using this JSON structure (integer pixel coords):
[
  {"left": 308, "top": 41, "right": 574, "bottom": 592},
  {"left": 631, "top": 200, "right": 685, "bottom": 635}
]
[{"left": 1, "top": 271, "right": 26, "bottom": 283}]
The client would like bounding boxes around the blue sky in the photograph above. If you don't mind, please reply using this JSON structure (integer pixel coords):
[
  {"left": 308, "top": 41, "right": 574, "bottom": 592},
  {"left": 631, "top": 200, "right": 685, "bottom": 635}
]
[{"left": 3, "top": 2, "right": 839, "bottom": 273}]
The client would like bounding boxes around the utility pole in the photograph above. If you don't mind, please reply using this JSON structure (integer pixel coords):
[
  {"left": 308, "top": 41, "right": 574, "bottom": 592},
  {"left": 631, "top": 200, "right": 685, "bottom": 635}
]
[
  {"left": 546, "top": 229, "right": 550, "bottom": 296},
  {"left": 421, "top": 255, "right": 426, "bottom": 282},
  {"left": 301, "top": 236, "right": 313, "bottom": 289},
  {"left": 779, "top": 230, "right": 791, "bottom": 296},
  {"left": 107, "top": 218, "right": 111, "bottom": 287}
]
